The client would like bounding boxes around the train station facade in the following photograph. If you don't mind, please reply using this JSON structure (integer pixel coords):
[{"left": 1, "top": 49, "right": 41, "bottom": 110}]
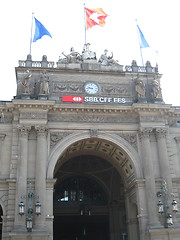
[{"left": 0, "top": 47, "right": 180, "bottom": 240}]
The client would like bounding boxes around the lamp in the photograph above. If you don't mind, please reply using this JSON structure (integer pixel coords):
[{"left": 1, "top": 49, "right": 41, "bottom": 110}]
[
  {"left": 166, "top": 214, "right": 173, "bottom": 226},
  {"left": 19, "top": 182, "right": 41, "bottom": 232},
  {"left": 157, "top": 200, "right": 164, "bottom": 214},
  {"left": 19, "top": 201, "right": 25, "bottom": 216},
  {"left": 35, "top": 201, "right": 41, "bottom": 215},
  {"left": 157, "top": 180, "right": 178, "bottom": 228},
  {"left": 172, "top": 199, "right": 178, "bottom": 212},
  {"left": 26, "top": 216, "right": 33, "bottom": 232}
]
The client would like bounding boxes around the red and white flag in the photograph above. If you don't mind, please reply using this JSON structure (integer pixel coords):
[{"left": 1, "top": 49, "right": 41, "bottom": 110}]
[{"left": 85, "top": 7, "right": 108, "bottom": 30}]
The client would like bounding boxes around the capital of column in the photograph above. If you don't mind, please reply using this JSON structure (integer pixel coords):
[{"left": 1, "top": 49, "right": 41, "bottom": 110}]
[
  {"left": 35, "top": 125, "right": 48, "bottom": 137},
  {"left": 155, "top": 128, "right": 167, "bottom": 139},
  {"left": 17, "top": 125, "right": 31, "bottom": 137},
  {"left": 139, "top": 128, "right": 152, "bottom": 140}
]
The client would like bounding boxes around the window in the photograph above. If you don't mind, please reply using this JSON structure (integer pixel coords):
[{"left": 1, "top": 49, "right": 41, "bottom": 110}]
[
  {"left": 177, "top": 121, "right": 180, "bottom": 127},
  {"left": 54, "top": 176, "right": 107, "bottom": 205}
]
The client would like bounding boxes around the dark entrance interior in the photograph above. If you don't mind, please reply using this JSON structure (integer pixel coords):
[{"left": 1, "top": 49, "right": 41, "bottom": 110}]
[
  {"left": 53, "top": 154, "right": 127, "bottom": 240},
  {"left": 54, "top": 215, "right": 109, "bottom": 240}
]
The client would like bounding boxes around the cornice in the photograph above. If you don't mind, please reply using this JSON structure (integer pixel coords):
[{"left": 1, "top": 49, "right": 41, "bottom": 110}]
[{"left": 0, "top": 100, "right": 180, "bottom": 117}]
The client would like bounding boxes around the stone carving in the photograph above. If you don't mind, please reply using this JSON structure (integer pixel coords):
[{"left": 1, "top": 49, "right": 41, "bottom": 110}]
[
  {"left": 50, "top": 132, "right": 72, "bottom": 149},
  {"left": 48, "top": 114, "right": 138, "bottom": 123},
  {"left": 98, "top": 49, "right": 118, "bottom": 66},
  {"left": 17, "top": 125, "right": 31, "bottom": 137},
  {"left": 139, "top": 128, "right": 152, "bottom": 140},
  {"left": 117, "top": 133, "right": 137, "bottom": 150},
  {"left": 82, "top": 43, "right": 96, "bottom": 60},
  {"left": 58, "top": 47, "right": 82, "bottom": 63},
  {"left": 53, "top": 82, "right": 82, "bottom": 93},
  {"left": 151, "top": 79, "right": 162, "bottom": 99},
  {"left": 135, "top": 78, "right": 145, "bottom": 98},
  {"left": 39, "top": 70, "right": 49, "bottom": 95},
  {"left": 90, "top": 129, "right": 98, "bottom": 138},
  {"left": 35, "top": 125, "right": 48, "bottom": 137},
  {"left": 21, "top": 70, "right": 32, "bottom": 94},
  {"left": 155, "top": 128, "right": 167, "bottom": 139}
]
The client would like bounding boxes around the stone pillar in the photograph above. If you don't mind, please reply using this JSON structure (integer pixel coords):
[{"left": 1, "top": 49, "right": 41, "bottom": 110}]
[
  {"left": 15, "top": 126, "right": 30, "bottom": 229},
  {"left": 35, "top": 125, "right": 48, "bottom": 230},
  {"left": 139, "top": 128, "right": 160, "bottom": 227},
  {"left": 109, "top": 202, "right": 121, "bottom": 240},
  {"left": 46, "top": 179, "right": 56, "bottom": 239},
  {"left": 155, "top": 128, "right": 172, "bottom": 192}
]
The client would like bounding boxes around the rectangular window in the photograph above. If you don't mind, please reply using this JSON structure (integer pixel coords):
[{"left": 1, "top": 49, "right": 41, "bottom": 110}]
[{"left": 177, "top": 121, "right": 180, "bottom": 127}]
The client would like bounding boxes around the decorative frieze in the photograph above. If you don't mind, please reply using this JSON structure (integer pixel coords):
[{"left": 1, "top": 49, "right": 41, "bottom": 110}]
[
  {"left": 20, "top": 112, "right": 47, "bottom": 119},
  {"left": 48, "top": 114, "right": 138, "bottom": 123}
]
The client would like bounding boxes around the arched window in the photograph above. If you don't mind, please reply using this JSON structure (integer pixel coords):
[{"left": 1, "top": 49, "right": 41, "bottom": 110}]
[
  {"left": 0, "top": 205, "right": 2, "bottom": 240},
  {"left": 54, "top": 176, "right": 108, "bottom": 205}
]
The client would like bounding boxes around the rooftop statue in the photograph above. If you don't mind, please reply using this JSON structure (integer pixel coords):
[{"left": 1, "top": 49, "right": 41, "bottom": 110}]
[
  {"left": 58, "top": 47, "right": 82, "bottom": 63},
  {"left": 98, "top": 49, "right": 118, "bottom": 66},
  {"left": 21, "top": 70, "right": 32, "bottom": 94},
  {"left": 135, "top": 78, "right": 146, "bottom": 98},
  {"left": 151, "top": 79, "right": 162, "bottom": 99},
  {"left": 82, "top": 43, "right": 96, "bottom": 60}
]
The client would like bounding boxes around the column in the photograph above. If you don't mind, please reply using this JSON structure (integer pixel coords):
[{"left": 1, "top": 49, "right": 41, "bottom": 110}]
[
  {"left": 155, "top": 128, "right": 172, "bottom": 192},
  {"left": 139, "top": 128, "right": 160, "bottom": 227},
  {"left": 35, "top": 125, "right": 48, "bottom": 229},
  {"left": 15, "top": 125, "right": 30, "bottom": 228}
]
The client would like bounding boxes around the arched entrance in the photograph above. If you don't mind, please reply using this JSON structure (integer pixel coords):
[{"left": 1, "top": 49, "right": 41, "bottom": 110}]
[
  {"left": 50, "top": 136, "right": 141, "bottom": 240},
  {"left": 53, "top": 155, "right": 126, "bottom": 240}
]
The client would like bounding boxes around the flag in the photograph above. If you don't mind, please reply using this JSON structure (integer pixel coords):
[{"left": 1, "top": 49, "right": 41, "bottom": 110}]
[
  {"left": 33, "top": 17, "right": 52, "bottom": 42},
  {"left": 85, "top": 7, "right": 108, "bottom": 29},
  {"left": 137, "top": 24, "right": 149, "bottom": 48}
]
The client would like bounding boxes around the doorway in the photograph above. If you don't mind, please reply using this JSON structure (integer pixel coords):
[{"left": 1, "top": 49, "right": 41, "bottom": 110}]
[{"left": 54, "top": 215, "right": 109, "bottom": 240}]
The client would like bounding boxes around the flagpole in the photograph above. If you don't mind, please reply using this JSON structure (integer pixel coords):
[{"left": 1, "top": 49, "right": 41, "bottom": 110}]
[
  {"left": 83, "top": 3, "right": 87, "bottom": 45},
  {"left": 135, "top": 19, "right": 144, "bottom": 66},
  {"left": 29, "top": 12, "right": 34, "bottom": 55}
]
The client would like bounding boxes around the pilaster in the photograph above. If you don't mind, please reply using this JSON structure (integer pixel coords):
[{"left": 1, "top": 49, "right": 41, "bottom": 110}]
[
  {"left": 155, "top": 128, "right": 172, "bottom": 192},
  {"left": 139, "top": 128, "right": 160, "bottom": 228},
  {"left": 34, "top": 125, "right": 48, "bottom": 230}
]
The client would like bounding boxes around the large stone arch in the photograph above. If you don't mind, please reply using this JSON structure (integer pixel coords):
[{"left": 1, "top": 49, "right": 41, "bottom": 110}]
[{"left": 47, "top": 131, "right": 142, "bottom": 183}]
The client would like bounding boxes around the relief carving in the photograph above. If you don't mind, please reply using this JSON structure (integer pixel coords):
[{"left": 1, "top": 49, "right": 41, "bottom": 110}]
[
  {"left": 117, "top": 132, "right": 137, "bottom": 150},
  {"left": 50, "top": 132, "right": 72, "bottom": 149},
  {"left": 48, "top": 115, "right": 138, "bottom": 123}
]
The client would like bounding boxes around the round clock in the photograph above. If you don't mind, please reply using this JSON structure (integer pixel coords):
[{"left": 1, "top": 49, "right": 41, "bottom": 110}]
[{"left": 84, "top": 82, "right": 99, "bottom": 94}]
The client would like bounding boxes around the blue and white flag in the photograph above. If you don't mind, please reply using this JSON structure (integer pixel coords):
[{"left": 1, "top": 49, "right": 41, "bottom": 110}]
[
  {"left": 137, "top": 24, "right": 149, "bottom": 48},
  {"left": 33, "top": 17, "right": 52, "bottom": 42}
]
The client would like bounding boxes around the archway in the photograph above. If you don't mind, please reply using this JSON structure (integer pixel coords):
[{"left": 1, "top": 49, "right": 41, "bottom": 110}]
[{"left": 50, "top": 136, "right": 141, "bottom": 240}]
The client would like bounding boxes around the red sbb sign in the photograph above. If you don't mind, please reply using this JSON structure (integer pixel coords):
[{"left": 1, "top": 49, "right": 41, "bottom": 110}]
[{"left": 62, "top": 96, "right": 83, "bottom": 103}]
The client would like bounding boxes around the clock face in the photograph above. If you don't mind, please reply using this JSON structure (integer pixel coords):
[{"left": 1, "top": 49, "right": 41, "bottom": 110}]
[{"left": 84, "top": 82, "right": 99, "bottom": 94}]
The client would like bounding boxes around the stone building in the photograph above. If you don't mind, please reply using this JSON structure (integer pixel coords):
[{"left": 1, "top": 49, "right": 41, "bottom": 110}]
[{"left": 0, "top": 46, "right": 180, "bottom": 240}]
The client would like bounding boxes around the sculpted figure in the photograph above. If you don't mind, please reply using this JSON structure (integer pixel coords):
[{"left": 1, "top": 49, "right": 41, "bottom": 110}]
[
  {"left": 21, "top": 70, "right": 32, "bottom": 94},
  {"left": 82, "top": 43, "right": 96, "bottom": 60},
  {"left": 98, "top": 49, "right": 118, "bottom": 65},
  {"left": 39, "top": 70, "right": 49, "bottom": 95},
  {"left": 63, "top": 47, "right": 81, "bottom": 63},
  {"left": 135, "top": 79, "right": 145, "bottom": 98},
  {"left": 151, "top": 79, "right": 162, "bottom": 98}
]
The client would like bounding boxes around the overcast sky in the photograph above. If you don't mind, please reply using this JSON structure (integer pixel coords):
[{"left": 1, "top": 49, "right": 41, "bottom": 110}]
[{"left": 0, "top": 0, "right": 180, "bottom": 106}]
